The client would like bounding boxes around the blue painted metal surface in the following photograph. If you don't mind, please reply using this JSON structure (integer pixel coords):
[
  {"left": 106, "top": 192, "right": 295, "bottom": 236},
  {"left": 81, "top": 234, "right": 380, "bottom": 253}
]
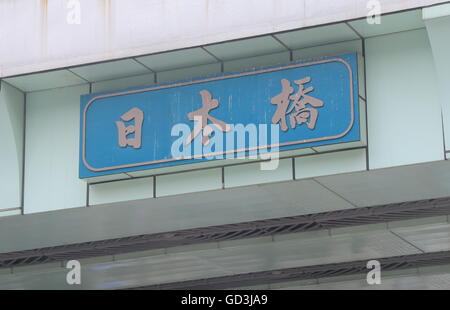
[{"left": 80, "top": 53, "right": 359, "bottom": 178}]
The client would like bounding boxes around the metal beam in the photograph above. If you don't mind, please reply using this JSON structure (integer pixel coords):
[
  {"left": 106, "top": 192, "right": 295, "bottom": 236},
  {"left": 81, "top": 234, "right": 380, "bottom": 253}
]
[
  {"left": 129, "top": 250, "right": 450, "bottom": 290},
  {"left": 1, "top": 196, "right": 450, "bottom": 269}
]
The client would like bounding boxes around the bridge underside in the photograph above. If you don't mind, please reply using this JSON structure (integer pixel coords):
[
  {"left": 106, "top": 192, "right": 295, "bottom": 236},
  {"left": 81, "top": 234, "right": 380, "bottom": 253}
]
[{"left": 1, "top": 160, "right": 450, "bottom": 289}]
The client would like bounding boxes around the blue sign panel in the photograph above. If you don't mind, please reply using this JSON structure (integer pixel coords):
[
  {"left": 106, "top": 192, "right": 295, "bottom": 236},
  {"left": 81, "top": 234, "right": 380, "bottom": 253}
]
[{"left": 80, "top": 53, "right": 359, "bottom": 178}]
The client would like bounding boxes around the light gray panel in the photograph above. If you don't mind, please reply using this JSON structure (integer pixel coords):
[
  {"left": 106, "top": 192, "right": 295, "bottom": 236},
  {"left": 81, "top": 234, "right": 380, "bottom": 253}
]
[
  {"left": 156, "top": 168, "right": 222, "bottom": 197},
  {"left": 424, "top": 14, "right": 450, "bottom": 152},
  {"left": 275, "top": 23, "right": 359, "bottom": 50},
  {"left": 292, "top": 39, "right": 362, "bottom": 60},
  {"left": 223, "top": 52, "right": 290, "bottom": 73},
  {"left": 224, "top": 159, "right": 293, "bottom": 188},
  {"left": 0, "top": 82, "right": 24, "bottom": 211},
  {"left": 392, "top": 223, "right": 450, "bottom": 252},
  {"left": 86, "top": 173, "right": 131, "bottom": 184},
  {"left": 366, "top": 29, "right": 444, "bottom": 169},
  {"left": 349, "top": 9, "right": 424, "bottom": 38},
  {"left": 24, "top": 85, "right": 89, "bottom": 214},
  {"left": 316, "top": 160, "right": 450, "bottom": 207},
  {"left": 126, "top": 158, "right": 239, "bottom": 178},
  {"left": 295, "top": 149, "right": 366, "bottom": 179},
  {"left": 204, "top": 36, "right": 286, "bottom": 61},
  {"left": 91, "top": 73, "right": 155, "bottom": 93},
  {"left": 89, "top": 177, "right": 153, "bottom": 206},
  {"left": 423, "top": 3, "right": 450, "bottom": 20},
  {"left": 70, "top": 59, "right": 150, "bottom": 82},
  {"left": 136, "top": 48, "right": 218, "bottom": 72},
  {"left": 0, "top": 209, "right": 21, "bottom": 218},
  {"left": 4, "top": 70, "right": 86, "bottom": 92},
  {"left": 255, "top": 179, "right": 355, "bottom": 214},
  {"left": 157, "top": 63, "right": 221, "bottom": 84}
]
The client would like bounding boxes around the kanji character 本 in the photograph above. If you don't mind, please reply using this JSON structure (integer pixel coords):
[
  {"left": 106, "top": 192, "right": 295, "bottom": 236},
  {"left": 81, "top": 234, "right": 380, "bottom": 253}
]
[
  {"left": 115, "top": 107, "right": 144, "bottom": 149},
  {"left": 271, "top": 77, "right": 324, "bottom": 131},
  {"left": 185, "top": 90, "right": 230, "bottom": 146}
]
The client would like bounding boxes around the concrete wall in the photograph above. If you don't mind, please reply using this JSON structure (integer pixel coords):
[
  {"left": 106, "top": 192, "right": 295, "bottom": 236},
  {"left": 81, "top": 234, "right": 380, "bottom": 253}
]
[
  {"left": 0, "top": 82, "right": 24, "bottom": 215},
  {"left": 423, "top": 5, "right": 450, "bottom": 157},
  {"left": 14, "top": 38, "right": 369, "bottom": 214},
  {"left": 24, "top": 84, "right": 88, "bottom": 213},
  {"left": 1, "top": 5, "right": 448, "bottom": 216},
  {"left": 366, "top": 28, "right": 445, "bottom": 169},
  {"left": 0, "top": 0, "right": 446, "bottom": 77}
]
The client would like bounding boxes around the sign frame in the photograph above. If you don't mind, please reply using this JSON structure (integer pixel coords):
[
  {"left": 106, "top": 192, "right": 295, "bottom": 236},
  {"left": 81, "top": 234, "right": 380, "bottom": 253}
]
[{"left": 80, "top": 53, "right": 361, "bottom": 179}]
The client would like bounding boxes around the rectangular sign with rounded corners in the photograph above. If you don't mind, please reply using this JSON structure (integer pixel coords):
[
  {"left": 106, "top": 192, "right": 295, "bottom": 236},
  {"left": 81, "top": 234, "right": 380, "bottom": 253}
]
[{"left": 79, "top": 53, "right": 360, "bottom": 179}]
